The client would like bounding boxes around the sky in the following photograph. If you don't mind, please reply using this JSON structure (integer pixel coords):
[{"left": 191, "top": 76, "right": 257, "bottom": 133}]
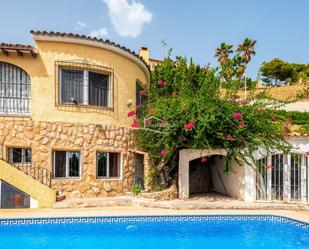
[{"left": 0, "top": 0, "right": 309, "bottom": 79}]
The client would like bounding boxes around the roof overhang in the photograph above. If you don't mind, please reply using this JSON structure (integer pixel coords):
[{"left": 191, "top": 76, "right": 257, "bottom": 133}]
[
  {"left": 0, "top": 43, "right": 38, "bottom": 57},
  {"left": 32, "top": 33, "right": 150, "bottom": 83}
]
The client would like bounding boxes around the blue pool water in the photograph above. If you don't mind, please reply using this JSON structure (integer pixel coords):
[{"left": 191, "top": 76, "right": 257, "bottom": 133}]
[{"left": 0, "top": 216, "right": 309, "bottom": 249}]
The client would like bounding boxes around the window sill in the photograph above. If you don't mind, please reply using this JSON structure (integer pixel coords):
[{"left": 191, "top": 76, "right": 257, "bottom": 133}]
[
  {"left": 52, "top": 177, "right": 81, "bottom": 180},
  {"left": 56, "top": 103, "right": 114, "bottom": 113},
  {"left": 96, "top": 177, "right": 122, "bottom": 181}
]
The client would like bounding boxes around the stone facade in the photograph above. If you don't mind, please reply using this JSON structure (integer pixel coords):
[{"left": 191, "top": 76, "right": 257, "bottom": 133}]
[{"left": 0, "top": 117, "right": 147, "bottom": 199}]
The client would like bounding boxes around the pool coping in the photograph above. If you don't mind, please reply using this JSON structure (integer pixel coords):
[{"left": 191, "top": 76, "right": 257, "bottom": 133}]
[{"left": 0, "top": 214, "right": 309, "bottom": 229}]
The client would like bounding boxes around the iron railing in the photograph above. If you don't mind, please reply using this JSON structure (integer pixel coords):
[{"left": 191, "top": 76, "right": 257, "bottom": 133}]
[
  {"left": 55, "top": 60, "right": 114, "bottom": 110},
  {"left": 3, "top": 148, "right": 52, "bottom": 188}
]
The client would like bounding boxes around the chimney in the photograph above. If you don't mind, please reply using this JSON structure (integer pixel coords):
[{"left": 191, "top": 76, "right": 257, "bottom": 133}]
[{"left": 139, "top": 46, "right": 149, "bottom": 64}]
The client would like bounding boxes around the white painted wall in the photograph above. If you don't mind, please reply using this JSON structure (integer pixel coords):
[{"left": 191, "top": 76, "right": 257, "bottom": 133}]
[
  {"left": 211, "top": 157, "right": 246, "bottom": 200},
  {"left": 30, "top": 198, "right": 38, "bottom": 208}
]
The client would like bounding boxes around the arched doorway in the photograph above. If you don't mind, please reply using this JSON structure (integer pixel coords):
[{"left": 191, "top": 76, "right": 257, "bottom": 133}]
[
  {"left": 189, "top": 155, "right": 229, "bottom": 197},
  {"left": 0, "top": 62, "right": 31, "bottom": 115}
]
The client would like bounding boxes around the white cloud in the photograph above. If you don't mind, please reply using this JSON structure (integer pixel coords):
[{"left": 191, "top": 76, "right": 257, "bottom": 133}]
[
  {"left": 88, "top": 28, "right": 109, "bottom": 38},
  {"left": 75, "top": 21, "right": 87, "bottom": 30},
  {"left": 103, "top": 0, "right": 153, "bottom": 38}
]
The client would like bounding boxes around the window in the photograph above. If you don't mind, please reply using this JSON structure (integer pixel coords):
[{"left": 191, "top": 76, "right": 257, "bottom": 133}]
[
  {"left": 96, "top": 152, "right": 120, "bottom": 178},
  {"left": 290, "top": 154, "right": 302, "bottom": 201},
  {"left": 56, "top": 61, "right": 113, "bottom": 108},
  {"left": 7, "top": 148, "right": 31, "bottom": 164},
  {"left": 256, "top": 157, "right": 268, "bottom": 201},
  {"left": 136, "top": 81, "right": 147, "bottom": 116},
  {"left": 0, "top": 62, "right": 31, "bottom": 115},
  {"left": 0, "top": 180, "right": 30, "bottom": 209},
  {"left": 54, "top": 151, "right": 80, "bottom": 178},
  {"left": 271, "top": 154, "right": 284, "bottom": 200}
]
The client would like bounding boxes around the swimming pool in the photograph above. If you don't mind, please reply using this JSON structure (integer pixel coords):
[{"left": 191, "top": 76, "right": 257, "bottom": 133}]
[{"left": 0, "top": 215, "right": 308, "bottom": 249}]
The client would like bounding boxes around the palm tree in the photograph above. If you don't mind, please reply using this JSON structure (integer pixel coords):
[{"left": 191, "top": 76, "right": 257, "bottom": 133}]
[
  {"left": 236, "top": 38, "right": 256, "bottom": 64},
  {"left": 215, "top": 43, "right": 233, "bottom": 65},
  {"left": 236, "top": 38, "right": 257, "bottom": 98}
]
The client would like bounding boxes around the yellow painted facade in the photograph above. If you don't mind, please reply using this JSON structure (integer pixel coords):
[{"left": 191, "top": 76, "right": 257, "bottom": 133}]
[
  {"left": 0, "top": 160, "right": 56, "bottom": 207},
  {"left": 0, "top": 37, "right": 149, "bottom": 127}
]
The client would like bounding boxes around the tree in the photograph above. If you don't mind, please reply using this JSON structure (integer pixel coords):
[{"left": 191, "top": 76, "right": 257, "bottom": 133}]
[
  {"left": 215, "top": 43, "right": 233, "bottom": 65},
  {"left": 236, "top": 38, "right": 257, "bottom": 64},
  {"left": 129, "top": 54, "right": 290, "bottom": 187},
  {"left": 259, "top": 58, "right": 292, "bottom": 85}
]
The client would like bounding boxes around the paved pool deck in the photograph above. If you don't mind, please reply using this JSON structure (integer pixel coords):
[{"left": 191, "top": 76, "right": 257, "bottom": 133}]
[{"left": 1, "top": 206, "right": 309, "bottom": 223}]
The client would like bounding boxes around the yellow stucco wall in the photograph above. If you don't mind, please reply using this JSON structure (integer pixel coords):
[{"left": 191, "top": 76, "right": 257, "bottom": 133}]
[
  {"left": 0, "top": 39, "right": 149, "bottom": 127},
  {"left": 0, "top": 160, "right": 56, "bottom": 207}
]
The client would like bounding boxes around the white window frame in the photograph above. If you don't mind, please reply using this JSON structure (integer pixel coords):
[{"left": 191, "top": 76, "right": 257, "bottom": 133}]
[
  {"left": 96, "top": 151, "right": 122, "bottom": 179},
  {"left": 59, "top": 68, "right": 111, "bottom": 107},
  {"left": 53, "top": 150, "right": 81, "bottom": 179},
  {"left": 8, "top": 147, "right": 32, "bottom": 164}
]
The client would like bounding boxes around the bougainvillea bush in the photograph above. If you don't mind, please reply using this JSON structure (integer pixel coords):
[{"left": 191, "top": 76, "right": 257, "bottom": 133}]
[{"left": 129, "top": 57, "right": 290, "bottom": 180}]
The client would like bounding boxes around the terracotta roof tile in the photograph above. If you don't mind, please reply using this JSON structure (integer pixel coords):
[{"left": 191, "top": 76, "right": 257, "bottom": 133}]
[
  {"left": 0, "top": 43, "right": 38, "bottom": 57},
  {"left": 30, "top": 30, "right": 150, "bottom": 73}
]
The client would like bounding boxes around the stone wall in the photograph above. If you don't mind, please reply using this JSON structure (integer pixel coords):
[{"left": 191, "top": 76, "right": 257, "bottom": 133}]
[{"left": 0, "top": 117, "right": 143, "bottom": 199}]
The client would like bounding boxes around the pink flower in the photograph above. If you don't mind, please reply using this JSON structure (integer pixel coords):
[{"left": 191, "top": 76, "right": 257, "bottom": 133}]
[
  {"left": 283, "top": 132, "right": 289, "bottom": 137},
  {"left": 157, "top": 80, "right": 166, "bottom": 87},
  {"left": 185, "top": 121, "right": 195, "bottom": 130},
  {"left": 139, "top": 90, "right": 147, "bottom": 96},
  {"left": 257, "top": 108, "right": 264, "bottom": 113},
  {"left": 136, "top": 104, "right": 141, "bottom": 109},
  {"left": 161, "top": 149, "right": 168, "bottom": 158},
  {"left": 144, "top": 118, "right": 151, "bottom": 126},
  {"left": 232, "top": 112, "right": 243, "bottom": 120},
  {"left": 127, "top": 110, "right": 136, "bottom": 117},
  {"left": 238, "top": 121, "right": 245, "bottom": 128},
  {"left": 131, "top": 119, "right": 140, "bottom": 128},
  {"left": 201, "top": 156, "right": 208, "bottom": 163},
  {"left": 305, "top": 151, "right": 309, "bottom": 156},
  {"left": 267, "top": 164, "right": 272, "bottom": 170},
  {"left": 238, "top": 99, "right": 248, "bottom": 105},
  {"left": 226, "top": 135, "right": 236, "bottom": 141},
  {"left": 228, "top": 98, "right": 237, "bottom": 103}
]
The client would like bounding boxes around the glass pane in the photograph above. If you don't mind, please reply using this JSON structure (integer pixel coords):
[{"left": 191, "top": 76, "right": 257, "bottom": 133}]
[
  {"left": 25, "top": 148, "right": 32, "bottom": 163},
  {"left": 290, "top": 154, "right": 301, "bottom": 201},
  {"left": 12, "top": 148, "right": 22, "bottom": 163},
  {"left": 109, "top": 153, "right": 119, "bottom": 177},
  {"left": 256, "top": 158, "right": 267, "bottom": 200},
  {"left": 68, "top": 152, "right": 80, "bottom": 177},
  {"left": 54, "top": 151, "right": 66, "bottom": 178},
  {"left": 271, "top": 154, "right": 283, "bottom": 200},
  {"left": 97, "top": 152, "right": 107, "bottom": 177},
  {"left": 88, "top": 72, "right": 109, "bottom": 107},
  {"left": 0, "top": 180, "right": 30, "bottom": 209},
  {"left": 61, "top": 69, "right": 84, "bottom": 104}
]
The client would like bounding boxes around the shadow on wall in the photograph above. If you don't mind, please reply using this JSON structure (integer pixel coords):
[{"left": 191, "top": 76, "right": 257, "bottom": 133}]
[{"left": 189, "top": 155, "right": 245, "bottom": 200}]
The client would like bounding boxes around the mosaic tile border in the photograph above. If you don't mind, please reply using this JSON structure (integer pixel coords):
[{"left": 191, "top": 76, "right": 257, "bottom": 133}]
[{"left": 0, "top": 215, "right": 308, "bottom": 229}]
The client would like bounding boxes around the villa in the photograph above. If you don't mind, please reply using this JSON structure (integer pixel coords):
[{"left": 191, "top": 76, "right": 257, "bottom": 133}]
[
  {"left": 0, "top": 31, "right": 153, "bottom": 208},
  {"left": 0, "top": 31, "right": 309, "bottom": 210}
]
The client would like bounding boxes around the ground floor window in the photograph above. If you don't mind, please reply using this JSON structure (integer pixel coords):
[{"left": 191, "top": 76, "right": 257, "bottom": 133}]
[
  {"left": 256, "top": 157, "right": 268, "bottom": 200},
  {"left": 271, "top": 154, "right": 284, "bottom": 200},
  {"left": 0, "top": 180, "right": 30, "bottom": 209},
  {"left": 53, "top": 151, "right": 80, "bottom": 178},
  {"left": 290, "top": 153, "right": 302, "bottom": 201},
  {"left": 255, "top": 153, "right": 308, "bottom": 203},
  {"left": 96, "top": 152, "right": 120, "bottom": 178},
  {"left": 7, "top": 147, "right": 32, "bottom": 164}
]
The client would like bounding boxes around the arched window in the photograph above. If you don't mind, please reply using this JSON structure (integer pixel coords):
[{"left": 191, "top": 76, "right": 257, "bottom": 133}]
[{"left": 0, "top": 62, "right": 30, "bottom": 115}]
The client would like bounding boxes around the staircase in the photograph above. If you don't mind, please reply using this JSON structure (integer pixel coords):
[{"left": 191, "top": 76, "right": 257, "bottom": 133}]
[{"left": 0, "top": 159, "right": 56, "bottom": 208}]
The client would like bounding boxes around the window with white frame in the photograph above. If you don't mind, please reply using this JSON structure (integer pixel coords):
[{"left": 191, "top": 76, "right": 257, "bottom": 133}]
[
  {"left": 290, "top": 153, "right": 302, "bottom": 201},
  {"left": 96, "top": 152, "right": 120, "bottom": 178},
  {"left": 7, "top": 148, "right": 31, "bottom": 164},
  {"left": 53, "top": 151, "right": 80, "bottom": 178},
  {"left": 271, "top": 154, "right": 284, "bottom": 200},
  {"left": 256, "top": 157, "right": 268, "bottom": 201},
  {"left": 0, "top": 62, "right": 31, "bottom": 115}
]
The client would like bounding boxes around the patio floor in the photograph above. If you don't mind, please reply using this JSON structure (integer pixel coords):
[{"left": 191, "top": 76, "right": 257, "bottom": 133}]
[{"left": 52, "top": 193, "right": 309, "bottom": 211}]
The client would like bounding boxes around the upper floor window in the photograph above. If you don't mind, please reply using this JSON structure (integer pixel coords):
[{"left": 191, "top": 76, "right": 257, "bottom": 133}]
[
  {"left": 136, "top": 81, "right": 147, "bottom": 116},
  {"left": 0, "top": 62, "right": 30, "bottom": 115},
  {"left": 7, "top": 147, "right": 32, "bottom": 164},
  {"left": 56, "top": 61, "right": 113, "bottom": 109}
]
